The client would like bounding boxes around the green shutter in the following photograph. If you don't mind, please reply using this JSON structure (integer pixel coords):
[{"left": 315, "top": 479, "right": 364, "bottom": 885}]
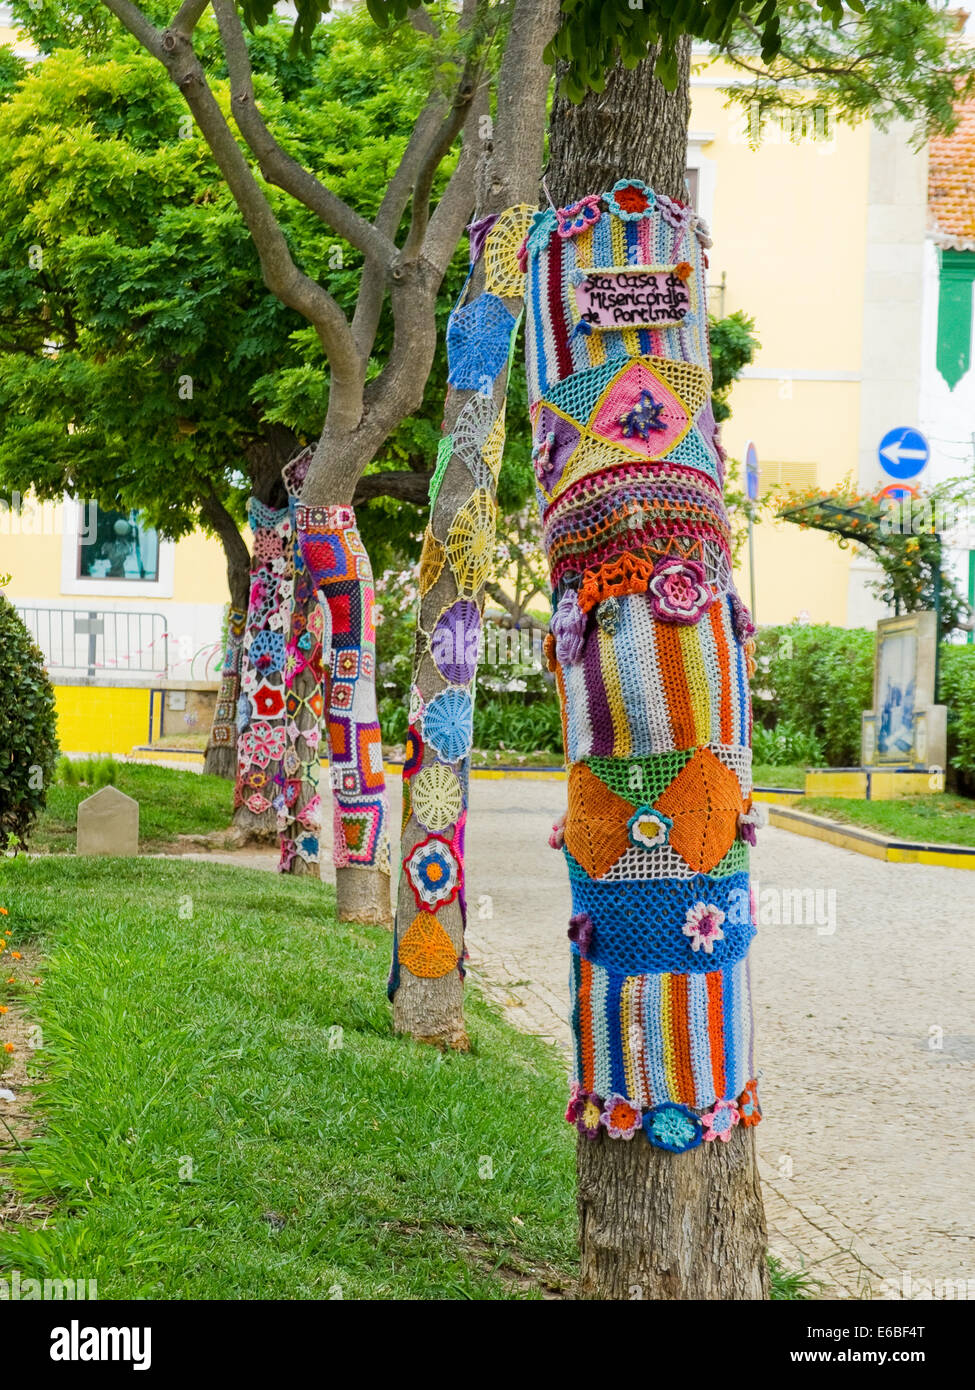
[{"left": 936, "top": 250, "right": 975, "bottom": 391}]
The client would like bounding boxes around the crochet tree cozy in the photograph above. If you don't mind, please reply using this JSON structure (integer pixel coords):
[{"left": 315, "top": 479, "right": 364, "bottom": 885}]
[{"left": 522, "top": 182, "right": 762, "bottom": 1146}]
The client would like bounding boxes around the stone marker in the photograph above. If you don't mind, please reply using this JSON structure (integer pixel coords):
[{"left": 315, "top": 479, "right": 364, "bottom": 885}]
[{"left": 76, "top": 784, "right": 139, "bottom": 857}]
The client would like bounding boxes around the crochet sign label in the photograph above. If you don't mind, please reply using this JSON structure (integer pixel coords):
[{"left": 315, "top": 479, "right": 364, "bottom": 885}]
[{"left": 572, "top": 267, "right": 692, "bottom": 330}]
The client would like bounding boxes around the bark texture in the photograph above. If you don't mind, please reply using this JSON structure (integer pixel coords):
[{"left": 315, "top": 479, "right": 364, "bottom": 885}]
[
  {"left": 576, "top": 1126, "right": 769, "bottom": 1299},
  {"left": 546, "top": 46, "right": 691, "bottom": 207},
  {"left": 201, "top": 491, "right": 251, "bottom": 780}
]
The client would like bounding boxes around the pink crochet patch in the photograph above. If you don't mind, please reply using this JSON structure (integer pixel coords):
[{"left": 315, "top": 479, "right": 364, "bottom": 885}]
[{"left": 590, "top": 360, "right": 689, "bottom": 458}]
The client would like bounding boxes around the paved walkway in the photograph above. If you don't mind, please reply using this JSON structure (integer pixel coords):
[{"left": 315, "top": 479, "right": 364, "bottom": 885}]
[{"left": 179, "top": 773, "right": 975, "bottom": 1300}]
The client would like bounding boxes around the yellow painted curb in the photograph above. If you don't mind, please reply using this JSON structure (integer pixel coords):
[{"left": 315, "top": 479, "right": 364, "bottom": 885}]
[{"left": 764, "top": 804, "right": 975, "bottom": 871}]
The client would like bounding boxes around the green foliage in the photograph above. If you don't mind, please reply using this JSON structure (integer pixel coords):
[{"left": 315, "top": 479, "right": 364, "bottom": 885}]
[
  {"left": 751, "top": 720, "right": 823, "bottom": 769},
  {"left": 0, "top": 12, "right": 468, "bottom": 552},
  {"left": 940, "top": 645, "right": 975, "bottom": 792},
  {"left": 709, "top": 310, "right": 760, "bottom": 424},
  {"left": 752, "top": 623, "right": 874, "bottom": 767},
  {"left": 721, "top": 0, "right": 975, "bottom": 143},
  {"left": 777, "top": 485, "right": 969, "bottom": 641},
  {"left": 0, "top": 593, "right": 59, "bottom": 847}
]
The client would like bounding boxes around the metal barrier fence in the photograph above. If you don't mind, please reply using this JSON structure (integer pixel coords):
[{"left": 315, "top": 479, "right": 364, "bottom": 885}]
[{"left": 15, "top": 606, "right": 169, "bottom": 677}]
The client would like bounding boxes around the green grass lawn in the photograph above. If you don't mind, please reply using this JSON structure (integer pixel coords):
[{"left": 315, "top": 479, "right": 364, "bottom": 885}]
[
  {"left": 752, "top": 765, "right": 807, "bottom": 790},
  {"left": 801, "top": 792, "right": 975, "bottom": 847},
  {"left": 32, "top": 764, "right": 233, "bottom": 853},
  {"left": 0, "top": 854, "right": 804, "bottom": 1301},
  {"left": 0, "top": 857, "right": 577, "bottom": 1299}
]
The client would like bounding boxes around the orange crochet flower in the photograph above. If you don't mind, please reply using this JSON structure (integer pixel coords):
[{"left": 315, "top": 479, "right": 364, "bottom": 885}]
[{"left": 673, "top": 261, "right": 692, "bottom": 281}]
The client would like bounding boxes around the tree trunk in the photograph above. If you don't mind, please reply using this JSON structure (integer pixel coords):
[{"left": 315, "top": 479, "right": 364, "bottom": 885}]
[
  {"left": 389, "top": 0, "right": 560, "bottom": 1046},
  {"left": 233, "top": 497, "right": 296, "bottom": 841},
  {"left": 534, "top": 40, "right": 769, "bottom": 1299},
  {"left": 294, "top": 499, "right": 392, "bottom": 924},
  {"left": 201, "top": 493, "right": 252, "bottom": 779}
]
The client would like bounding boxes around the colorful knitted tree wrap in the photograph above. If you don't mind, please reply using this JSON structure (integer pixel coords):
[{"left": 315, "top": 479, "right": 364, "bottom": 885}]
[
  {"left": 523, "top": 181, "right": 761, "bottom": 1149},
  {"left": 295, "top": 504, "right": 390, "bottom": 874},
  {"left": 235, "top": 500, "right": 295, "bottom": 816}
]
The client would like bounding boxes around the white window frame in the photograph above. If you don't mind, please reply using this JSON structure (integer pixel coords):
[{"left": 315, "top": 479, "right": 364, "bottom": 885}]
[
  {"left": 685, "top": 132, "right": 717, "bottom": 231},
  {"left": 60, "top": 497, "right": 175, "bottom": 599}
]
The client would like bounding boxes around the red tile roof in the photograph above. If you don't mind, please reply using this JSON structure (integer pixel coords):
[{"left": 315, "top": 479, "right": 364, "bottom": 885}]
[{"left": 929, "top": 100, "right": 975, "bottom": 251}]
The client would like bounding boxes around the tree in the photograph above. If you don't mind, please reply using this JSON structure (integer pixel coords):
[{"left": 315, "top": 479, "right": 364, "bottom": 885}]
[
  {"left": 379, "top": 0, "right": 972, "bottom": 1300},
  {"left": 89, "top": 0, "right": 560, "bottom": 921}
]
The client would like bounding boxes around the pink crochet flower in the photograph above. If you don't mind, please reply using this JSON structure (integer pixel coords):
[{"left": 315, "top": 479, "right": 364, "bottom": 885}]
[
  {"left": 701, "top": 1099, "right": 740, "bottom": 1143},
  {"left": 648, "top": 558, "right": 713, "bottom": 625},
  {"left": 548, "top": 812, "right": 566, "bottom": 850},
  {"left": 600, "top": 1093, "right": 642, "bottom": 1140},
  {"left": 550, "top": 588, "right": 587, "bottom": 665},
  {"left": 556, "top": 194, "right": 602, "bottom": 239},
  {"left": 683, "top": 902, "right": 726, "bottom": 955},
  {"left": 573, "top": 1090, "right": 604, "bottom": 1141}
]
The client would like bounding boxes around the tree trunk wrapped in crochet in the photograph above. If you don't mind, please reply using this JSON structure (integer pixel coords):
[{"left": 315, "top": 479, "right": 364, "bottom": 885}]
[
  {"left": 389, "top": 206, "right": 536, "bottom": 1046},
  {"left": 526, "top": 166, "right": 767, "bottom": 1295},
  {"left": 296, "top": 503, "right": 392, "bottom": 921}
]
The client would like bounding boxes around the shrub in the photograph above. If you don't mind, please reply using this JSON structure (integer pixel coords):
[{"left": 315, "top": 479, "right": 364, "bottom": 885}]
[
  {"left": 752, "top": 623, "right": 874, "bottom": 766},
  {"left": 752, "top": 720, "right": 824, "bottom": 768},
  {"left": 56, "top": 755, "right": 119, "bottom": 789},
  {"left": 940, "top": 645, "right": 975, "bottom": 792},
  {"left": 0, "top": 592, "right": 59, "bottom": 847}
]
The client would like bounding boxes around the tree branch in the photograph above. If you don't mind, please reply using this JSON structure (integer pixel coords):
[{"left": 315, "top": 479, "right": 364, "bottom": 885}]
[
  {"left": 171, "top": 0, "right": 210, "bottom": 33},
  {"left": 211, "top": 0, "right": 395, "bottom": 265},
  {"left": 100, "top": 0, "right": 365, "bottom": 433},
  {"left": 399, "top": 49, "right": 481, "bottom": 262},
  {"left": 353, "top": 469, "right": 433, "bottom": 506}
]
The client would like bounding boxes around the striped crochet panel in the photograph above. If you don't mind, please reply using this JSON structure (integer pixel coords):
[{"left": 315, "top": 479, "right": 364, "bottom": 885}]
[{"left": 525, "top": 181, "right": 761, "bottom": 1150}]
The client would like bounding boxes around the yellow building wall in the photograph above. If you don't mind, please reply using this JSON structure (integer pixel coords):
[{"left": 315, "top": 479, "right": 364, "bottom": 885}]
[
  {"left": 54, "top": 685, "right": 153, "bottom": 755},
  {"left": 691, "top": 68, "right": 870, "bottom": 626}
]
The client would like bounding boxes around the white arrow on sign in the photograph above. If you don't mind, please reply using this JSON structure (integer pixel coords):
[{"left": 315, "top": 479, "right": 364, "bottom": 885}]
[{"left": 879, "top": 441, "right": 927, "bottom": 468}]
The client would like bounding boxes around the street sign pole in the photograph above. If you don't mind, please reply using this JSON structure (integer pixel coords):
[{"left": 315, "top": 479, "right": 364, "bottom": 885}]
[{"left": 744, "top": 441, "right": 759, "bottom": 623}]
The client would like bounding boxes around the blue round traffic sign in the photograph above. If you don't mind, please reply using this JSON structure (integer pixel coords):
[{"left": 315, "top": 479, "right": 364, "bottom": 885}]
[
  {"left": 878, "top": 427, "right": 929, "bottom": 480},
  {"left": 744, "top": 441, "right": 759, "bottom": 502}
]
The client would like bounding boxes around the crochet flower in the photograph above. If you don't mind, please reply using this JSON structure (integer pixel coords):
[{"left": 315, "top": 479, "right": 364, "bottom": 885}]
[
  {"left": 567, "top": 912, "right": 594, "bottom": 955},
  {"left": 403, "top": 725, "right": 424, "bottom": 778},
  {"left": 683, "top": 902, "right": 726, "bottom": 955},
  {"left": 600, "top": 1093, "right": 642, "bottom": 1140},
  {"left": 643, "top": 1102, "right": 704, "bottom": 1153},
  {"left": 627, "top": 806, "right": 672, "bottom": 851},
  {"left": 738, "top": 804, "right": 764, "bottom": 847},
  {"left": 565, "top": 1080, "right": 587, "bottom": 1124},
  {"left": 673, "top": 261, "right": 692, "bottom": 281},
  {"left": 422, "top": 688, "right": 474, "bottom": 763},
  {"left": 556, "top": 194, "right": 602, "bottom": 239},
  {"left": 572, "top": 1090, "right": 604, "bottom": 1141},
  {"left": 249, "top": 630, "right": 287, "bottom": 673},
  {"left": 648, "top": 558, "right": 713, "bottom": 625},
  {"left": 403, "top": 834, "right": 462, "bottom": 912},
  {"left": 606, "top": 178, "right": 654, "bottom": 221},
  {"left": 738, "top": 1079, "right": 762, "bottom": 1128},
  {"left": 548, "top": 812, "right": 566, "bottom": 850},
  {"left": 596, "top": 596, "right": 620, "bottom": 634},
  {"left": 524, "top": 207, "right": 559, "bottom": 260},
  {"left": 701, "top": 1098, "right": 740, "bottom": 1143},
  {"left": 655, "top": 191, "right": 692, "bottom": 232},
  {"left": 550, "top": 588, "right": 587, "bottom": 666}
]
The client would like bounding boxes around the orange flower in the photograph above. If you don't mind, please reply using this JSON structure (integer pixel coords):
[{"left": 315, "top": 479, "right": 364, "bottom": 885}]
[
  {"left": 0, "top": 1006, "right": 7, "bottom": 1015},
  {"left": 3, "top": 1043, "right": 13, "bottom": 1054},
  {"left": 10, "top": 952, "right": 20, "bottom": 960},
  {"left": 0, "top": 907, "right": 8, "bottom": 915},
  {"left": 6, "top": 977, "right": 14, "bottom": 985},
  {"left": 674, "top": 261, "right": 692, "bottom": 281}
]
